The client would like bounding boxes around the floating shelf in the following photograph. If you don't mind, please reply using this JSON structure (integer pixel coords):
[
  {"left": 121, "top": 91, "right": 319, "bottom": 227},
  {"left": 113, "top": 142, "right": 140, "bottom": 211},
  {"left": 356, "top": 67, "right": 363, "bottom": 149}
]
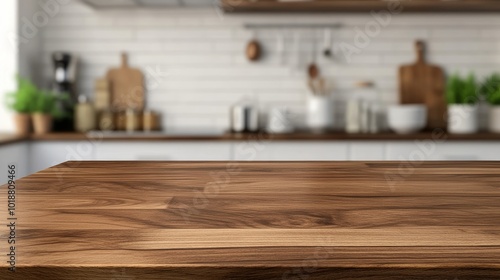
[
  {"left": 221, "top": 0, "right": 500, "bottom": 13},
  {"left": 244, "top": 23, "right": 342, "bottom": 29},
  {"left": 79, "top": 0, "right": 211, "bottom": 9}
]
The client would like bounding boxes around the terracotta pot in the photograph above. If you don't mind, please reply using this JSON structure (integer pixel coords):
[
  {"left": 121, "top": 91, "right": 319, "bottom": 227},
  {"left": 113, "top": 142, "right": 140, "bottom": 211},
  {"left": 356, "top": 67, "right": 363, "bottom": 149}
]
[
  {"left": 32, "top": 113, "right": 53, "bottom": 135},
  {"left": 13, "top": 114, "right": 31, "bottom": 135}
]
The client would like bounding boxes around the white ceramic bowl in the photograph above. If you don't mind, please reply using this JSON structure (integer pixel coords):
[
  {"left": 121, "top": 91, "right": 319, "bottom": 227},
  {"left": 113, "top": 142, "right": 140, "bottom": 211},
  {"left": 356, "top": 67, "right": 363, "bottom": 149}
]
[{"left": 388, "top": 105, "right": 427, "bottom": 134}]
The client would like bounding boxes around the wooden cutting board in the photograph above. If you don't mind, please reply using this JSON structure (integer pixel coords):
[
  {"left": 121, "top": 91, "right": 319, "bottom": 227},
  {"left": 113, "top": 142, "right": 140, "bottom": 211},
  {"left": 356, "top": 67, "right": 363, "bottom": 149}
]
[
  {"left": 106, "top": 53, "right": 145, "bottom": 111},
  {"left": 399, "top": 41, "right": 446, "bottom": 129}
]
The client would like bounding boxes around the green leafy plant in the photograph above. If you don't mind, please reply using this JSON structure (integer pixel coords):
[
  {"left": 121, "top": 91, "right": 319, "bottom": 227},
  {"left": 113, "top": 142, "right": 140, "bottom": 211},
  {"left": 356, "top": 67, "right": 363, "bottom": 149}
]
[
  {"left": 33, "top": 90, "right": 70, "bottom": 119},
  {"left": 480, "top": 73, "right": 500, "bottom": 105},
  {"left": 5, "top": 76, "right": 38, "bottom": 113},
  {"left": 446, "top": 73, "right": 478, "bottom": 105},
  {"left": 33, "top": 90, "right": 57, "bottom": 114},
  {"left": 5, "top": 75, "right": 70, "bottom": 118}
]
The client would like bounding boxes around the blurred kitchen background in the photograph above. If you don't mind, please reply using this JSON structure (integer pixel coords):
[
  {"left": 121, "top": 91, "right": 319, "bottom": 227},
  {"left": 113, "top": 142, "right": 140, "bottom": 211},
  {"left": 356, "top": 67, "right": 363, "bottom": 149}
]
[{"left": 2, "top": 0, "right": 500, "bottom": 181}]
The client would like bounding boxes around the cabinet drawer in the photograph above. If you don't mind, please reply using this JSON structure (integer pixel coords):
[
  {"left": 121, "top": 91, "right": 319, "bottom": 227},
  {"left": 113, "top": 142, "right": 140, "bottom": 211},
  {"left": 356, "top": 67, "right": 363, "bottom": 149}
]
[
  {"left": 233, "top": 141, "right": 349, "bottom": 161},
  {"left": 95, "top": 142, "right": 232, "bottom": 161}
]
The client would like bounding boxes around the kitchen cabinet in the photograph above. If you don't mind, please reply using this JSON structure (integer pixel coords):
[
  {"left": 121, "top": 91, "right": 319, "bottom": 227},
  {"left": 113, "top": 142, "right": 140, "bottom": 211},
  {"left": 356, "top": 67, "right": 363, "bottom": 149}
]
[
  {"left": 222, "top": 0, "right": 500, "bottom": 13},
  {"left": 94, "top": 142, "right": 232, "bottom": 161},
  {"left": 349, "top": 142, "right": 385, "bottom": 161},
  {"left": 29, "top": 142, "right": 95, "bottom": 174},
  {"left": 384, "top": 142, "right": 435, "bottom": 161},
  {"left": 432, "top": 142, "right": 500, "bottom": 160},
  {"left": 233, "top": 142, "right": 349, "bottom": 161},
  {"left": 0, "top": 143, "right": 29, "bottom": 184},
  {"left": 28, "top": 141, "right": 232, "bottom": 175},
  {"left": 384, "top": 141, "right": 500, "bottom": 161},
  {"left": 24, "top": 140, "right": 500, "bottom": 177}
]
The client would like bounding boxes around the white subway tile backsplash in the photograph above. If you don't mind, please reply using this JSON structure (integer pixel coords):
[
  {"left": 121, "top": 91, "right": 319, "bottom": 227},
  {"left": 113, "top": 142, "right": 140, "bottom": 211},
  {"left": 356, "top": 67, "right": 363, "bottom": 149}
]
[
  {"left": 43, "top": 28, "right": 135, "bottom": 40},
  {"left": 136, "top": 28, "right": 233, "bottom": 40},
  {"left": 431, "top": 29, "right": 483, "bottom": 39},
  {"left": 36, "top": 2, "right": 500, "bottom": 130},
  {"left": 431, "top": 54, "right": 500, "bottom": 65},
  {"left": 135, "top": 54, "right": 233, "bottom": 65},
  {"left": 43, "top": 42, "right": 164, "bottom": 53}
]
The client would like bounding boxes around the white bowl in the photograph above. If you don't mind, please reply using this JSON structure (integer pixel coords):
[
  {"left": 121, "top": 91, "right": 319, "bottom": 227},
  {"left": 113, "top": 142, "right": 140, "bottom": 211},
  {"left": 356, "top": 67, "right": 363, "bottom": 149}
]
[{"left": 388, "top": 105, "right": 427, "bottom": 134}]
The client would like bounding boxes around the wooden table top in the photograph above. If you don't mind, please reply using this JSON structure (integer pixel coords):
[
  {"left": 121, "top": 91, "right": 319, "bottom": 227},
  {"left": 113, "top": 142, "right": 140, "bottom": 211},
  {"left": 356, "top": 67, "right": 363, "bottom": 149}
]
[{"left": 1, "top": 161, "right": 500, "bottom": 279}]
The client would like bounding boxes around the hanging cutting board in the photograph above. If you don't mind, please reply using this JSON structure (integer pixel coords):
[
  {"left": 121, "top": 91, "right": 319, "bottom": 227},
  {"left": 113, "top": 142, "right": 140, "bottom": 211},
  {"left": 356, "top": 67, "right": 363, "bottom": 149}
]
[
  {"left": 399, "top": 41, "right": 446, "bottom": 129},
  {"left": 106, "top": 53, "right": 145, "bottom": 111}
]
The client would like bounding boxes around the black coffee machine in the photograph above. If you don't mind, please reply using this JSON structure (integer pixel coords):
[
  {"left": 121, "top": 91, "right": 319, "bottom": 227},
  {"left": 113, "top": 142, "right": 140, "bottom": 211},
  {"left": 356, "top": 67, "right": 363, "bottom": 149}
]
[{"left": 52, "top": 52, "right": 78, "bottom": 132}]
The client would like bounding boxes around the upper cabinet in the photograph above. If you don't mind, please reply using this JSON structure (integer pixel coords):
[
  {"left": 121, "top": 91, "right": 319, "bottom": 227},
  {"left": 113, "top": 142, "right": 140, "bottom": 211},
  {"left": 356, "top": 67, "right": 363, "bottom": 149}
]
[{"left": 221, "top": 0, "right": 500, "bottom": 13}]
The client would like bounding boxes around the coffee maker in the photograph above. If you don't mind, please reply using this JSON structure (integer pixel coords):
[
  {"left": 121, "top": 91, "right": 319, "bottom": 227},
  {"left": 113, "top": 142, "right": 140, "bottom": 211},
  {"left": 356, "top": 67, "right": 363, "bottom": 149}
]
[{"left": 52, "top": 52, "right": 78, "bottom": 132}]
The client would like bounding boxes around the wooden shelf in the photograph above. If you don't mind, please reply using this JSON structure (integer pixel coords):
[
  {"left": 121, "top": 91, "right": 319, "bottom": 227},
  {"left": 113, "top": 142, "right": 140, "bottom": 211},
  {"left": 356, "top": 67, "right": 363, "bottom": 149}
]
[
  {"left": 79, "top": 0, "right": 211, "bottom": 10},
  {"left": 4, "top": 131, "right": 500, "bottom": 145},
  {"left": 0, "top": 134, "right": 25, "bottom": 146},
  {"left": 222, "top": 0, "right": 500, "bottom": 13}
]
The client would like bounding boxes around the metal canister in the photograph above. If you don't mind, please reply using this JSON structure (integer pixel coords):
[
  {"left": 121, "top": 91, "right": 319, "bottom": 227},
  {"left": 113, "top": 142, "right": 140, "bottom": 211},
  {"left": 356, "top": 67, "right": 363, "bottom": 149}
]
[{"left": 230, "top": 104, "right": 259, "bottom": 133}]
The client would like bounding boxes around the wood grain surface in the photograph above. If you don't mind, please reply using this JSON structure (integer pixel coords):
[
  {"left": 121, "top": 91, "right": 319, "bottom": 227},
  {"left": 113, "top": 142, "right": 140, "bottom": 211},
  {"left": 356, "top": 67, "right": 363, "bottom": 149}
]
[
  {"left": 399, "top": 41, "right": 447, "bottom": 129},
  {"left": 1, "top": 161, "right": 500, "bottom": 279}
]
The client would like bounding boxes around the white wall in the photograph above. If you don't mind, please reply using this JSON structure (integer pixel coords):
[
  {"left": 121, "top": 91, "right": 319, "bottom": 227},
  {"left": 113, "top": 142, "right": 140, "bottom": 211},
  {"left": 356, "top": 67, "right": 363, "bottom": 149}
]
[
  {"left": 0, "top": 0, "right": 18, "bottom": 132},
  {"left": 34, "top": 2, "right": 500, "bottom": 131},
  {"left": 0, "top": 0, "right": 48, "bottom": 132},
  {"left": 18, "top": 0, "right": 44, "bottom": 85}
]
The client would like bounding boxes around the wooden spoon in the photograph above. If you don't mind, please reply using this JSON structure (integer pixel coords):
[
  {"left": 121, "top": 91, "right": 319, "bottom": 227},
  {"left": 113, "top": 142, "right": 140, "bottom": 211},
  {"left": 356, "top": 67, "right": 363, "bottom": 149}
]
[
  {"left": 308, "top": 64, "right": 319, "bottom": 79},
  {"left": 308, "top": 32, "right": 320, "bottom": 79}
]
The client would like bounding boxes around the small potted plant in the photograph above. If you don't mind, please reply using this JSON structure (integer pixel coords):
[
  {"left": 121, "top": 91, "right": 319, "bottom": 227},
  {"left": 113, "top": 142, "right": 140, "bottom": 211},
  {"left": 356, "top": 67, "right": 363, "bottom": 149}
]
[
  {"left": 446, "top": 73, "right": 479, "bottom": 134},
  {"left": 5, "top": 76, "right": 37, "bottom": 135},
  {"left": 481, "top": 73, "right": 500, "bottom": 133},
  {"left": 31, "top": 90, "right": 64, "bottom": 135}
]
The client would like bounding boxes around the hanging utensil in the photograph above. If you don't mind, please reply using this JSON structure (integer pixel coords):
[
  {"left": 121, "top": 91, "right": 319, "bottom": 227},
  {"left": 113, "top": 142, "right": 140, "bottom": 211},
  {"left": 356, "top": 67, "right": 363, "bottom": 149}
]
[
  {"left": 246, "top": 40, "right": 261, "bottom": 62},
  {"left": 307, "top": 30, "right": 319, "bottom": 79},
  {"left": 323, "top": 29, "right": 333, "bottom": 58},
  {"left": 308, "top": 79, "right": 317, "bottom": 96},
  {"left": 246, "top": 30, "right": 262, "bottom": 62},
  {"left": 277, "top": 29, "right": 286, "bottom": 65}
]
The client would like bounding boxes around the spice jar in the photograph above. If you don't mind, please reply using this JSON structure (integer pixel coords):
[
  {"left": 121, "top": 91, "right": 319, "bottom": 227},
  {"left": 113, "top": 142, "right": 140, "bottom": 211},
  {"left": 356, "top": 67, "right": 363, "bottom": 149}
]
[
  {"left": 115, "top": 111, "right": 127, "bottom": 131},
  {"left": 74, "top": 95, "right": 96, "bottom": 133},
  {"left": 98, "top": 110, "right": 115, "bottom": 131},
  {"left": 143, "top": 110, "right": 161, "bottom": 132},
  {"left": 125, "top": 109, "right": 142, "bottom": 132}
]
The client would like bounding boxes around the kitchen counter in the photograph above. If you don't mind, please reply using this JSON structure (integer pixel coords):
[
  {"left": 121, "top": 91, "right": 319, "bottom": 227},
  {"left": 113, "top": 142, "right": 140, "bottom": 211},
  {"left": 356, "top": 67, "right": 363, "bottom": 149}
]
[
  {"left": 1, "top": 161, "right": 499, "bottom": 279},
  {"left": 0, "top": 134, "right": 25, "bottom": 146},
  {"left": 23, "top": 130, "right": 500, "bottom": 141}
]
